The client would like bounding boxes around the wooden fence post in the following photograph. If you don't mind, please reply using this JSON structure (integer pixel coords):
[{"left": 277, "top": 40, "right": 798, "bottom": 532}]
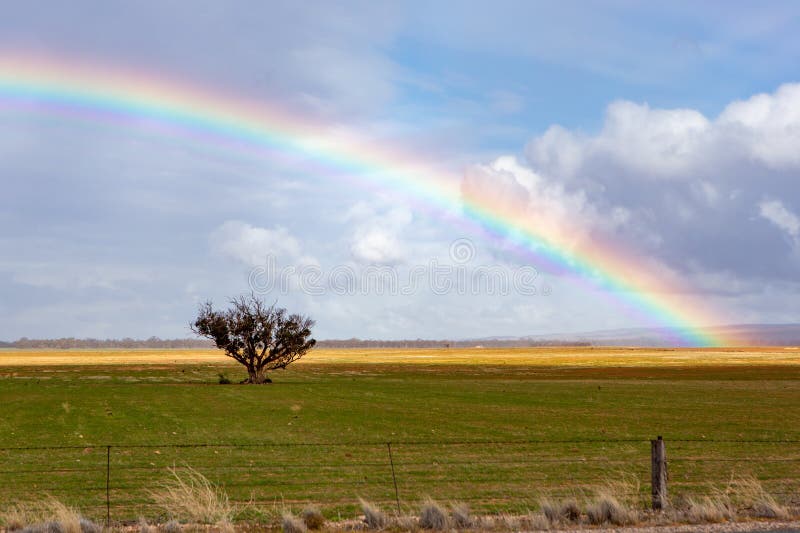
[{"left": 651, "top": 436, "right": 667, "bottom": 510}]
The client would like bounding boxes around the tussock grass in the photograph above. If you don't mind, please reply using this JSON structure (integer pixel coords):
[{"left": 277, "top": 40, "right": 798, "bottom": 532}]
[
  {"left": 358, "top": 499, "right": 388, "bottom": 530},
  {"left": 149, "top": 466, "right": 233, "bottom": 524},
  {"left": 496, "top": 513, "right": 521, "bottom": 530},
  {"left": 728, "top": 475, "right": 789, "bottom": 519},
  {"left": 282, "top": 512, "right": 307, "bottom": 533},
  {"left": 418, "top": 499, "right": 448, "bottom": 530},
  {"left": 300, "top": 506, "right": 325, "bottom": 530},
  {"left": 585, "top": 475, "right": 640, "bottom": 526},
  {"left": 162, "top": 519, "right": 182, "bottom": 533},
  {"left": 523, "top": 512, "right": 550, "bottom": 530},
  {"left": 393, "top": 514, "right": 417, "bottom": 531},
  {"left": 138, "top": 517, "right": 155, "bottom": 533},
  {"left": 217, "top": 520, "right": 235, "bottom": 533},
  {"left": 539, "top": 497, "right": 580, "bottom": 524},
  {"left": 585, "top": 491, "right": 635, "bottom": 526},
  {"left": 684, "top": 495, "right": 735, "bottom": 523},
  {"left": 449, "top": 502, "right": 472, "bottom": 529},
  {"left": 1, "top": 497, "right": 94, "bottom": 533}
]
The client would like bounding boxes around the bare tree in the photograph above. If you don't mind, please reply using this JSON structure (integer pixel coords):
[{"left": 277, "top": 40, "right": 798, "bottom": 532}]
[{"left": 191, "top": 294, "right": 316, "bottom": 384}]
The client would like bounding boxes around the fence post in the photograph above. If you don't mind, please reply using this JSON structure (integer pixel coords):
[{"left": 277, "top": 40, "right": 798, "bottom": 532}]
[
  {"left": 386, "top": 442, "right": 401, "bottom": 514},
  {"left": 650, "top": 436, "right": 667, "bottom": 510},
  {"left": 106, "top": 445, "right": 111, "bottom": 526}
]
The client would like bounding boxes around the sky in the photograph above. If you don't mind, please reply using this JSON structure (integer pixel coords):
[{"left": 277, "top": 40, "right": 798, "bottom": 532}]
[{"left": 1, "top": 1, "right": 800, "bottom": 341}]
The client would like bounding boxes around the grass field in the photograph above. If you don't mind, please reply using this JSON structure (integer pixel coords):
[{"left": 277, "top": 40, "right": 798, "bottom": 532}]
[{"left": 1, "top": 346, "right": 799, "bottom": 522}]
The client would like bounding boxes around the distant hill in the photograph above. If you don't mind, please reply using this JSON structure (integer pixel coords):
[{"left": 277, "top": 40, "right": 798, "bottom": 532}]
[{"left": 517, "top": 323, "right": 800, "bottom": 347}]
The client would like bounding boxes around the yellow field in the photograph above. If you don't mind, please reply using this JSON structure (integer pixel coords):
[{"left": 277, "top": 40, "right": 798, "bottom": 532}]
[{"left": 1, "top": 345, "right": 799, "bottom": 366}]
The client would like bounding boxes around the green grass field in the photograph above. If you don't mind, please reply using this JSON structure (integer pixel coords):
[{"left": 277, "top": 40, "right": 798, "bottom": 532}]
[{"left": 1, "top": 347, "right": 799, "bottom": 522}]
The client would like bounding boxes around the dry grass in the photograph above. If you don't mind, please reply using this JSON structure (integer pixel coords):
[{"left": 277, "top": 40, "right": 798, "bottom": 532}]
[
  {"left": 585, "top": 491, "right": 636, "bottom": 526},
  {"left": 539, "top": 497, "right": 580, "bottom": 524},
  {"left": 495, "top": 513, "right": 521, "bottom": 530},
  {"left": 300, "top": 506, "right": 325, "bottom": 530},
  {"left": 4, "top": 346, "right": 799, "bottom": 367},
  {"left": 728, "top": 475, "right": 789, "bottom": 519},
  {"left": 358, "top": 499, "right": 388, "bottom": 530},
  {"left": 138, "top": 517, "right": 155, "bottom": 533},
  {"left": 418, "top": 499, "right": 448, "bottom": 530},
  {"left": 282, "top": 512, "right": 307, "bottom": 533},
  {"left": 1, "top": 497, "right": 89, "bottom": 533},
  {"left": 149, "top": 466, "right": 233, "bottom": 524},
  {"left": 393, "top": 514, "right": 418, "bottom": 531},
  {"left": 523, "top": 512, "right": 550, "bottom": 530},
  {"left": 449, "top": 502, "right": 473, "bottom": 529},
  {"left": 585, "top": 477, "right": 640, "bottom": 526},
  {"left": 684, "top": 495, "right": 735, "bottom": 523},
  {"left": 162, "top": 519, "right": 182, "bottom": 533}
]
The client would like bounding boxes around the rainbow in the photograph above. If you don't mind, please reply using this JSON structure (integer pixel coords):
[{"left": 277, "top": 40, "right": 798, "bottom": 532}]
[{"left": 0, "top": 52, "right": 744, "bottom": 346}]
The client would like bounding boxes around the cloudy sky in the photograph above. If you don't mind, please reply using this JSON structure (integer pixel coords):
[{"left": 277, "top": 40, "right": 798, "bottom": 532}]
[{"left": 1, "top": 1, "right": 800, "bottom": 340}]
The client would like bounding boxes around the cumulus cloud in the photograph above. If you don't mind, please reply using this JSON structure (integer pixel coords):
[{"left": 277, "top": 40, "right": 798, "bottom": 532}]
[
  {"left": 759, "top": 199, "right": 800, "bottom": 242},
  {"left": 718, "top": 84, "right": 800, "bottom": 169},
  {"left": 345, "top": 203, "right": 413, "bottom": 265},
  {"left": 210, "top": 220, "right": 314, "bottom": 267},
  {"left": 462, "top": 155, "right": 624, "bottom": 251},
  {"left": 468, "top": 83, "right": 800, "bottom": 287},
  {"left": 527, "top": 83, "right": 800, "bottom": 179}
]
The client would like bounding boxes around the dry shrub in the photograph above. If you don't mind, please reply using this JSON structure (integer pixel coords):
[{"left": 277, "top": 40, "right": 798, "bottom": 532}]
[
  {"left": 539, "top": 497, "right": 580, "bottom": 524},
  {"left": 728, "top": 475, "right": 788, "bottom": 519},
  {"left": 149, "top": 466, "right": 233, "bottom": 524},
  {"left": 418, "top": 499, "right": 448, "bottom": 530},
  {"left": 359, "top": 499, "right": 388, "bottom": 530},
  {"left": 450, "top": 502, "right": 472, "bottom": 529},
  {"left": 300, "top": 506, "right": 325, "bottom": 530},
  {"left": 282, "top": 512, "right": 307, "bottom": 533}
]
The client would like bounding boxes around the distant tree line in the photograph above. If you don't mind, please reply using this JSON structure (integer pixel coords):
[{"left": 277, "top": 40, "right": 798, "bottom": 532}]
[
  {"left": 316, "top": 338, "right": 591, "bottom": 348},
  {"left": 0, "top": 337, "right": 590, "bottom": 349},
  {"left": 3, "top": 337, "right": 214, "bottom": 349}
]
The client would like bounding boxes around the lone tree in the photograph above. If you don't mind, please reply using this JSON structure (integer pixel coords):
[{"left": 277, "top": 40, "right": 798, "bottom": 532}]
[{"left": 191, "top": 294, "right": 316, "bottom": 384}]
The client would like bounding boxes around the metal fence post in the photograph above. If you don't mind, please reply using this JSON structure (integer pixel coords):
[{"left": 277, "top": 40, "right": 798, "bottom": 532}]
[
  {"left": 386, "top": 442, "right": 401, "bottom": 513},
  {"left": 650, "top": 436, "right": 667, "bottom": 510},
  {"left": 106, "top": 445, "right": 111, "bottom": 526}
]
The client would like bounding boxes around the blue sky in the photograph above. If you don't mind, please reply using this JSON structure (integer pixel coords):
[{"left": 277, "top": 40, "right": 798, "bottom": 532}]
[{"left": 1, "top": 1, "right": 800, "bottom": 340}]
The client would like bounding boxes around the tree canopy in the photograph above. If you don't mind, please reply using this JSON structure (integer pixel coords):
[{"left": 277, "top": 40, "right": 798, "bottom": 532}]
[{"left": 191, "top": 294, "right": 315, "bottom": 383}]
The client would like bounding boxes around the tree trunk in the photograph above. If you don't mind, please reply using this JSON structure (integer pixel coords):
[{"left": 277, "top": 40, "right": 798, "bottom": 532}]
[{"left": 245, "top": 365, "right": 272, "bottom": 384}]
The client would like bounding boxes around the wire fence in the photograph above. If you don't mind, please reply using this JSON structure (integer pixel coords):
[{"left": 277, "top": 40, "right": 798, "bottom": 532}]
[{"left": 1, "top": 438, "right": 798, "bottom": 523}]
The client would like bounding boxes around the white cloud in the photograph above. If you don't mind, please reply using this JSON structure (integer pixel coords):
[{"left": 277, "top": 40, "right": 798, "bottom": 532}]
[
  {"left": 462, "top": 155, "right": 627, "bottom": 251},
  {"left": 346, "top": 203, "right": 413, "bottom": 265},
  {"left": 470, "top": 83, "right": 800, "bottom": 290},
  {"left": 528, "top": 83, "right": 800, "bottom": 181},
  {"left": 527, "top": 101, "right": 711, "bottom": 179},
  {"left": 759, "top": 199, "right": 800, "bottom": 241},
  {"left": 210, "top": 221, "right": 307, "bottom": 267},
  {"left": 718, "top": 84, "right": 800, "bottom": 168}
]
